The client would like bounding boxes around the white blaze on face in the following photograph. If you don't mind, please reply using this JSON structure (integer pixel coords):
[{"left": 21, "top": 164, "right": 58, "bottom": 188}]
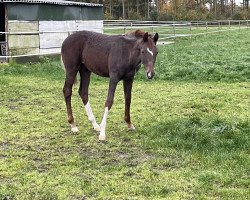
[{"left": 147, "top": 48, "right": 154, "bottom": 56}]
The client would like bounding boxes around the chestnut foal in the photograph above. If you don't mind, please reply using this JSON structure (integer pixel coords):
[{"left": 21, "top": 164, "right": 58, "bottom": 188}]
[{"left": 61, "top": 30, "right": 159, "bottom": 140}]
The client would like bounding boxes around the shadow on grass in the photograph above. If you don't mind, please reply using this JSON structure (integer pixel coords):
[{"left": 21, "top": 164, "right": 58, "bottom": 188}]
[{"left": 143, "top": 115, "right": 249, "bottom": 154}]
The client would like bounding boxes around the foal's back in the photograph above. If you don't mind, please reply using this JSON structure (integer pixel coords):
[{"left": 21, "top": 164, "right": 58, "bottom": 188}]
[
  {"left": 61, "top": 31, "right": 137, "bottom": 77},
  {"left": 61, "top": 31, "right": 111, "bottom": 60}
]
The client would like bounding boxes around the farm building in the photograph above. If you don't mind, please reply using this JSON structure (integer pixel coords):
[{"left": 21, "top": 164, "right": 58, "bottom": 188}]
[{"left": 0, "top": 0, "right": 103, "bottom": 61}]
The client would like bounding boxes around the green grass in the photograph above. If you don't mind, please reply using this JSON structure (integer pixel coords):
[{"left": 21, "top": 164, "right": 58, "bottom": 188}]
[
  {"left": 153, "top": 29, "right": 250, "bottom": 82},
  {"left": 0, "top": 30, "right": 249, "bottom": 199},
  {"left": 106, "top": 27, "right": 250, "bottom": 82}
]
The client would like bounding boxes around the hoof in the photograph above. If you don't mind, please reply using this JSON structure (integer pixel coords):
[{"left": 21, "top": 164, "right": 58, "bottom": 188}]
[
  {"left": 94, "top": 124, "right": 101, "bottom": 132},
  {"left": 99, "top": 134, "right": 106, "bottom": 141},
  {"left": 71, "top": 126, "right": 79, "bottom": 133},
  {"left": 128, "top": 124, "right": 135, "bottom": 131}
]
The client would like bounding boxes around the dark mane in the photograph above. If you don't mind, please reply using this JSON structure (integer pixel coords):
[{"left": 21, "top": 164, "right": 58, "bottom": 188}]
[{"left": 125, "top": 29, "right": 153, "bottom": 38}]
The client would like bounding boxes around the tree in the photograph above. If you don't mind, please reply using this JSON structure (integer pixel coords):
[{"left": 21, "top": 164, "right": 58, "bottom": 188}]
[
  {"left": 122, "top": 0, "right": 125, "bottom": 19},
  {"left": 243, "top": 0, "right": 249, "bottom": 9},
  {"left": 70, "top": 0, "right": 248, "bottom": 20}
]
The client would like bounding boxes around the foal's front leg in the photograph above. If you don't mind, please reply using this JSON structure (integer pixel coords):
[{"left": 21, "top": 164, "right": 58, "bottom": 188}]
[
  {"left": 99, "top": 77, "right": 119, "bottom": 141},
  {"left": 123, "top": 78, "right": 135, "bottom": 130},
  {"left": 79, "top": 68, "right": 100, "bottom": 132}
]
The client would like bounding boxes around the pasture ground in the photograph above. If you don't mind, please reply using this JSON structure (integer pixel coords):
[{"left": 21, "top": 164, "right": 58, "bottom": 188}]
[{"left": 0, "top": 29, "right": 249, "bottom": 199}]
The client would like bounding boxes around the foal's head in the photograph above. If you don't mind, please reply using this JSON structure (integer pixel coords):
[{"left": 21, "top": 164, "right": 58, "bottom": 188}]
[{"left": 139, "top": 32, "right": 159, "bottom": 79}]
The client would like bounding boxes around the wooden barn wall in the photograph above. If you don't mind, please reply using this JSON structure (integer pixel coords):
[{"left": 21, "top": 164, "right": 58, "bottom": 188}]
[
  {"left": 39, "top": 20, "right": 103, "bottom": 54},
  {"left": 7, "top": 20, "right": 103, "bottom": 55},
  {"left": 7, "top": 21, "right": 39, "bottom": 56},
  {"left": 6, "top": 3, "right": 103, "bottom": 56}
]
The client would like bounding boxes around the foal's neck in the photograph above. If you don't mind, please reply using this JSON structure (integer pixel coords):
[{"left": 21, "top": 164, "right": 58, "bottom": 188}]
[{"left": 131, "top": 40, "right": 142, "bottom": 66}]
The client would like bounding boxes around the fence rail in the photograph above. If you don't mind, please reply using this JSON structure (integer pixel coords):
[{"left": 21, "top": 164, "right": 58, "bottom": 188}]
[
  {"left": 0, "top": 20, "right": 249, "bottom": 60},
  {"left": 104, "top": 20, "right": 250, "bottom": 38}
]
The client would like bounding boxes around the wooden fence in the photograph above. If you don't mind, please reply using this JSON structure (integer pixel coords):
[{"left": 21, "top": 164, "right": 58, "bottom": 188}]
[
  {"left": 104, "top": 20, "right": 250, "bottom": 41},
  {"left": 0, "top": 20, "right": 249, "bottom": 60}
]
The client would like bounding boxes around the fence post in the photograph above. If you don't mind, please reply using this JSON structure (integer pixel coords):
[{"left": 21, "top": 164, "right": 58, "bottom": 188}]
[
  {"left": 173, "top": 22, "right": 176, "bottom": 38},
  {"left": 189, "top": 21, "right": 192, "bottom": 38},
  {"left": 229, "top": 20, "right": 231, "bottom": 30},
  {"left": 239, "top": 20, "right": 241, "bottom": 31},
  {"left": 206, "top": 21, "right": 208, "bottom": 32}
]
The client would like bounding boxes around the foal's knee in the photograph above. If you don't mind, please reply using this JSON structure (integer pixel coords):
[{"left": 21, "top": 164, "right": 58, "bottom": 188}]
[
  {"left": 105, "top": 100, "right": 114, "bottom": 110},
  {"left": 63, "top": 87, "right": 68, "bottom": 97},
  {"left": 63, "top": 87, "right": 72, "bottom": 99}
]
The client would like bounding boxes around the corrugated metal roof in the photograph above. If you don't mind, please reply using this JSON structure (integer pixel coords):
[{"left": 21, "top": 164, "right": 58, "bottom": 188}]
[{"left": 0, "top": 0, "right": 102, "bottom": 7}]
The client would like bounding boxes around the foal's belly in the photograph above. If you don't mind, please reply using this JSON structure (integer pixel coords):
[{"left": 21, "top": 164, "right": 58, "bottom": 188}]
[
  {"left": 83, "top": 53, "right": 110, "bottom": 77},
  {"left": 90, "top": 65, "right": 110, "bottom": 77}
]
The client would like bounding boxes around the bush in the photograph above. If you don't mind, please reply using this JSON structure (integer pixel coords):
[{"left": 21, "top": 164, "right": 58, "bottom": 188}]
[
  {"left": 159, "top": 12, "right": 174, "bottom": 21},
  {"left": 232, "top": 12, "right": 242, "bottom": 20},
  {"left": 240, "top": 9, "right": 250, "bottom": 19},
  {"left": 150, "top": 10, "right": 158, "bottom": 21},
  {"left": 104, "top": 11, "right": 113, "bottom": 20},
  {"left": 186, "top": 10, "right": 199, "bottom": 20},
  {"left": 232, "top": 10, "right": 250, "bottom": 20},
  {"left": 128, "top": 10, "right": 142, "bottom": 20}
]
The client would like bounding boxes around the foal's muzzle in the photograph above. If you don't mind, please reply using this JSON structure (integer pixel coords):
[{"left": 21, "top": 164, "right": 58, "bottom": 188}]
[{"left": 147, "top": 71, "right": 155, "bottom": 79}]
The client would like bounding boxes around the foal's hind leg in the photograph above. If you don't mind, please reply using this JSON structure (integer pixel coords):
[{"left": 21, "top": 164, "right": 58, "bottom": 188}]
[
  {"left": 79, "top": 66, "right": 100, "bottom": 132},
  {"left": 63, "top": 71, "right": 79, "bottom": 132}
]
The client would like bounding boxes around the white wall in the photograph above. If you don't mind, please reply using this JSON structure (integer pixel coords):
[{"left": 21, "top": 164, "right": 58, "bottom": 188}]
[
  {"left": 7, "top": 20, "right": 103, "bottom": 56},
  {"left": 39, "top": 20, "right": 103, "bottom": 54}
]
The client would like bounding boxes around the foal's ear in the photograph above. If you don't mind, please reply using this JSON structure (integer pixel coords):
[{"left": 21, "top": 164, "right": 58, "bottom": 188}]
[
  {"left": 143, "top": 32, "right": 149, "bottom": 42},
  {"left": 154, "top": 33, "right": 159, "bottom": 44}
]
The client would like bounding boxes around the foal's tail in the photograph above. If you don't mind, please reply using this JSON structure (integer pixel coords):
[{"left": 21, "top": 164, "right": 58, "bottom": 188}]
[{"left": 60, "top": 55, "right": 65, "bottom": 71}]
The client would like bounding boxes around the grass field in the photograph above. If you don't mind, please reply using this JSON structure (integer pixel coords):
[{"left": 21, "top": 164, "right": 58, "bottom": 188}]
[{"left": 0, "top": 29, "right": 249, "bottom": 199}]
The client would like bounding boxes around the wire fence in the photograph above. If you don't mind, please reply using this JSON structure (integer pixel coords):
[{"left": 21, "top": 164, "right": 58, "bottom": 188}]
[
  {"left": 104, "top": 20, "right": 250, "bottom": 41},
  {"left": 0, "top": 20, "right": 249, "bottom": 60}
]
